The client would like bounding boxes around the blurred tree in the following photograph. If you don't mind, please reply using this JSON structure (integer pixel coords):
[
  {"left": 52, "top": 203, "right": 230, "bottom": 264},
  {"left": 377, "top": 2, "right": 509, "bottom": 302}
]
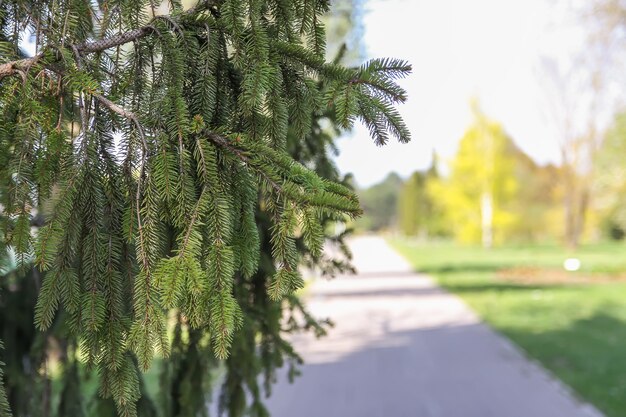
[
  {"left": 593, "top": 111, "right": 626, "bottom": 239},
  {"left": 398, "top": 153, "right": 447, "bottom": 238},
  {"left": 434, "top": 105, "right": 518, "bottom": 247},
  {"left": 398, "top": 171, "right": 428, "bottom": 237},
  {"left": 507, "top": 150, "right": 562, "bottom": 242},
  {"left": 356, "top": 173, "right": 404, "bottom": 232},
  {"left": 583, "top": 0, "right": 626, "bottom": 241},
  {"left": 534, "top": 0, "right": 626, "bottom": 247},
  {"left": 434, "top": 104, "right": 563, "bottom": 246},
  {"left": 0, "top": 1, "right": 410, "bottom": 416},
  {"left": 537, "top": 57, "right": 602, "bottom": 248}
]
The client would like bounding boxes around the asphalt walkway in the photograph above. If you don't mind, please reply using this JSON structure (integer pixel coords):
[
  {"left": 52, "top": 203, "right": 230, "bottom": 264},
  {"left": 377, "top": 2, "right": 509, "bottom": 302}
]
[{"left": 265, "top": 236, "right": 604, "bottom": 417}]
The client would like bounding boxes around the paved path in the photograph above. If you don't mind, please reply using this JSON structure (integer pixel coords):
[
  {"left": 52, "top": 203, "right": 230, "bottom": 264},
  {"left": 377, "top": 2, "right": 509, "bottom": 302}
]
[{"left": 265, "top": 236, "right": 604, "bottom": 417}]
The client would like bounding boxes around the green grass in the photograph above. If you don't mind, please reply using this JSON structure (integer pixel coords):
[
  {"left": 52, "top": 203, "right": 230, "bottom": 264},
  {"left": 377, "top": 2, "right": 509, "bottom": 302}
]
[{"left": 390, "top": 239, "right": 626, "bottom": 417}]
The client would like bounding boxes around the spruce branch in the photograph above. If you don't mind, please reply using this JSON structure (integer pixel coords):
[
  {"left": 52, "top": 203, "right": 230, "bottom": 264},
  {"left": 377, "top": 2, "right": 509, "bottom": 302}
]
[
  {"left": 93, "top": 94, "right": 147, "bottom": 148},
  {"left": 0, "top": 0, "right": 218, "bottom": 81},
  {"left": 205, "top": 132, "right": 284, "bottom": 194},
  {"left": 206, "top": 131, "right": 361, "bottom": 216}
]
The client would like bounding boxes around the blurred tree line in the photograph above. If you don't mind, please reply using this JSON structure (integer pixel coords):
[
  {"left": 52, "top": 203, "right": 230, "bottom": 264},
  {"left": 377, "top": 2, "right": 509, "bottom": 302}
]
[
  {"left": 358, "top": 101, "right": 626, "bottom": 248},
  {"left": 427, "top": 106, "right": 562, "bottom": 246},
  {"left": 356, "top": 0, "right": 626, "bottom": 248},
  {"left": 594, "top": 111, "right": 626, "bottom": 240}
]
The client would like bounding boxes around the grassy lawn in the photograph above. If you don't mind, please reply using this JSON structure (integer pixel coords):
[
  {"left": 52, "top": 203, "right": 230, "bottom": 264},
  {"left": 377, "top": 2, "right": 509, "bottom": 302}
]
[{"left": 390, "top": 239, "right": 626, "bottom": 417}]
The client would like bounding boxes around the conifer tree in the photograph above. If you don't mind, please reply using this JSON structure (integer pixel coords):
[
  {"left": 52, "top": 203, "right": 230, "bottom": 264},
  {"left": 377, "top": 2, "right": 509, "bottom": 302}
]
[{"left": 0, "top": 1, "right": 410, "bottom": 416}]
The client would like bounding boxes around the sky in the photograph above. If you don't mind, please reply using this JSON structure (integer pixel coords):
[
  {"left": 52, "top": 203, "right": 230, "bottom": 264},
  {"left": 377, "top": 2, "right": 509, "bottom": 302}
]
[{"left": 334, "top": 0, "right": 592, "bottom": 187}]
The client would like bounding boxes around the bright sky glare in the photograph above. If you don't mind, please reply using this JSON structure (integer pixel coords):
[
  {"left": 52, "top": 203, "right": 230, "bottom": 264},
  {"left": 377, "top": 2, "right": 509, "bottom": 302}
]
[{"left": 334, "top": 0, "right": 588, "bottom": 187}]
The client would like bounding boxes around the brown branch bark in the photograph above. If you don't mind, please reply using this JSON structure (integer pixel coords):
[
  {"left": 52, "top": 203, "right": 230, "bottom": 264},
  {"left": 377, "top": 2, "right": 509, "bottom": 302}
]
[
  {"left": 76, "top": 26, "right": 154, "bottom": 54},
  {"left": 0, "top": 55, "right": 41, "bottom": 80}
]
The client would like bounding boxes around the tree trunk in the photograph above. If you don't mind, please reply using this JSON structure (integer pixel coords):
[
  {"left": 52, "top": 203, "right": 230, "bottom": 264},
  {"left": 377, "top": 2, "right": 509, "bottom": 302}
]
[{"left": 481, "top": 191, "right": 493, "bottom": 249}]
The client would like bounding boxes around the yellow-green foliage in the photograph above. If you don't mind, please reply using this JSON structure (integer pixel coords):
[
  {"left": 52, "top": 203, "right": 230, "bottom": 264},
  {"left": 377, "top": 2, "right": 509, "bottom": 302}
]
[
  {"left": 398, "top": 160, "right": 446, "bottom": 238},
  {"left": 430, "top": 106, "right": 563, "bottom": 245},
  {"left": 594, "top": 111, "right": 626, "bottom": 238},
  {"left": 398, "top": 172, "right": 428, "bottom": 236},
  {"left": 436, "top": 112, "right": 518, "bottom": 244}
]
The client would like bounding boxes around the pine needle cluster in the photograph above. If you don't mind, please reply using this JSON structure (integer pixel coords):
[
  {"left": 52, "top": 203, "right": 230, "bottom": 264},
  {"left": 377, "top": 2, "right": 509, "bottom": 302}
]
[{"left": 0, "top": 1, "right": 410, "bottom": 415}]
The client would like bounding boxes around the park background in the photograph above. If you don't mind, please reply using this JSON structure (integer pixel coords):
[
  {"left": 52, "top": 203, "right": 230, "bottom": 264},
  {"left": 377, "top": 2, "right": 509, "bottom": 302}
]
[{"left": 344, "top": 1, "right": 626, "bottom": 416}]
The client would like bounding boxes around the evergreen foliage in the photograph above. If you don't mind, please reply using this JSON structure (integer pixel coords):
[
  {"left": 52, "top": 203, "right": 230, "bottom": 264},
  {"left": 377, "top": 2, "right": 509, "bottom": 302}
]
[{"left": 0, "top": 1, "right": 410, "bottom": 416}]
